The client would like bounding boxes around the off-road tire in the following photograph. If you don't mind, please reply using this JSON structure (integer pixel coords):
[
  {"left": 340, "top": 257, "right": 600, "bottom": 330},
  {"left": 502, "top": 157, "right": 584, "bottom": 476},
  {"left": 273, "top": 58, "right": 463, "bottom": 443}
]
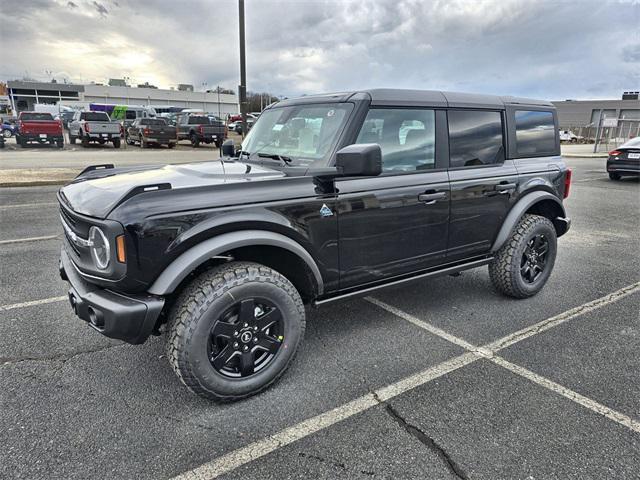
[
  {"left": 56, "top": 139, "right": 64, "bottom": 149},
  {"left": 190, "top": 133, "right": 200, "bottom": 148},
  {"left": 609, "top": 172, "right": 621, "bottom": 181},
  {"left": 69, "top": 134, "right": 76, "bottom": 145},
  {"left": 165, "top": 261, "right": 305, "bottom": 402},
  {"left": 113, "top": 138, "right": 121, "bottom": 148},
  {"left": 81, "top": 133, "right": 89, "bottom": 148},
  {"left": 489, "top": 214, "right": 557, "bottom": 299}
]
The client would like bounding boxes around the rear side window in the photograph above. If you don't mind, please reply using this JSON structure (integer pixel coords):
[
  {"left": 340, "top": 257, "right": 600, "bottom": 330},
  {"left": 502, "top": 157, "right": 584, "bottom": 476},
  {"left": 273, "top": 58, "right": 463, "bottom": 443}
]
[
  {"left": 355, "top": 108, "right": 435, "bottom": 173},
  {"left": 515, "top": 110, "right": 556, "bottom": 155},
  {"left": 448, "top": 110, "right": 504, "bottom": 168}
]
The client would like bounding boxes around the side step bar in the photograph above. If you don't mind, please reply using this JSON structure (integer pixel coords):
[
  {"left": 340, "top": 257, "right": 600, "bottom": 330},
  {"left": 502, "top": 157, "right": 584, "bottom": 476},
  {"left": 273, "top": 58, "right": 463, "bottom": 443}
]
[{"left": 313, "top": 257, "right": 493, "bottom": 307}]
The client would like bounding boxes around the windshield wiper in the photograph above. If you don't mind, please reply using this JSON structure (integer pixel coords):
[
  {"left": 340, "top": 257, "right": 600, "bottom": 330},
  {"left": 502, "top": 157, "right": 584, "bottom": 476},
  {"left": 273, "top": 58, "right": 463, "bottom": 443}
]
[{"left": 257, "top": 153, "right": 293, "bottom": 164}]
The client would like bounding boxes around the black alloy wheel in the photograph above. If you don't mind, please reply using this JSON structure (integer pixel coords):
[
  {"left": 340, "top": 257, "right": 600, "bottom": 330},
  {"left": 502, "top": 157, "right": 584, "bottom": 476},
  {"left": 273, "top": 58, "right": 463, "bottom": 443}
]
[
  {"left": 208, "top": 298, "right": 283, "bottom": 378},
  {"left": 520, "top": 234, "right": 549, "bottom": 284}
]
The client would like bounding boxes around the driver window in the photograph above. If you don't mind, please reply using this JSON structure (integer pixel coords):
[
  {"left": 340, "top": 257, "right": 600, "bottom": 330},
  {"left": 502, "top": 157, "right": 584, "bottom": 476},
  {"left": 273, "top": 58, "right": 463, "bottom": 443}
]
[{"left": 355, "top": 108, "right": 435, "bottom": 173}]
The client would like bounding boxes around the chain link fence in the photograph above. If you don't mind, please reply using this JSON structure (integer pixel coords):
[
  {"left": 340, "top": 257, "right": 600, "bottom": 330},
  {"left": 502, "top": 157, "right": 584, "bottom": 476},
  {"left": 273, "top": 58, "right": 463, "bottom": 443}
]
[{"left": 560, "top": 119, "right": 640, "bottom": 152}]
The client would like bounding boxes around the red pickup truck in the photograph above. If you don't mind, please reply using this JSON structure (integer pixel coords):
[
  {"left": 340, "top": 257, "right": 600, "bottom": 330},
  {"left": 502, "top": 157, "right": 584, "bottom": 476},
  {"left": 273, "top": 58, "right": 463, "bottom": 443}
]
[{"left": 16, "top": 112, "right": 64, "bottom": 148}]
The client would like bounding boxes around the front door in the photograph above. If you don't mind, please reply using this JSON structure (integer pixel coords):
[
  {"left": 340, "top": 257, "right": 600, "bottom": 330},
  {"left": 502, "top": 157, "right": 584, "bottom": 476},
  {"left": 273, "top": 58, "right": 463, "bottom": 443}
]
[{"left": 336, "top": 107, "right": 450, "bottom": 289}]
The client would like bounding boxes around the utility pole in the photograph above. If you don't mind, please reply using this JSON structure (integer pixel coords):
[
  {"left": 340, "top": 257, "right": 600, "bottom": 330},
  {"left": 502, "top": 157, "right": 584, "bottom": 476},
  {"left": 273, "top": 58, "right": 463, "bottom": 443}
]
[{"left": 238, "top": 0, "right": 247, "bottom": 137}]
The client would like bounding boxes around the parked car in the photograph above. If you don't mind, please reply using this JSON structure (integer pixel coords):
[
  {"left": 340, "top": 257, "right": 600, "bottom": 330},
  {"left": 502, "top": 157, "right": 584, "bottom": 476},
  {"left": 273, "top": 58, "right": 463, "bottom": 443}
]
[
  {"left": 1, "top": 119, "right": 17, "bottom": 137},
  {"left": 15, "top": 112, "right": 64, "bottom": 148},
  {"left": 57, "top": 88, "right": 571, "bottom": 402},
  {"left": 559, "top": 130, "right": 583, "bottom": 143},
  {"left": 127, "top": 118, "right": 177, "bottom": 148},
  {"left": 232, "top": 117, "right": 255, "bottom": 134},
  {"left": 58, "top": 110, "right": 76, "bottom": 130},
  {"left": 176, "top": 113, "right": 226, "bottom": 147},
  {"left": 69, "top": 111, "right": 122, "bottom": 148},
  {"left": 607, "top": 137, "right": 640, "bottom": 180}
]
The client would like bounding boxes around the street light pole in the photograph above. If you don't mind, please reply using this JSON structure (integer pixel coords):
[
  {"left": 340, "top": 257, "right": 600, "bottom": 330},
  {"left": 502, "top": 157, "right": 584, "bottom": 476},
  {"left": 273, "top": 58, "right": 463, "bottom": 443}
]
[{"left": 238, "top": 0, "right": 247, "bottom": 137}]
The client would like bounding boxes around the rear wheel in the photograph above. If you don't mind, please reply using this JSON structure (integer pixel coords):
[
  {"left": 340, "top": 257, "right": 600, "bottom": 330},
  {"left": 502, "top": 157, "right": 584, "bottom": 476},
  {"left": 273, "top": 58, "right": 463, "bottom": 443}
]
[
  {"left": 81, "top": 133, "right": 89, "bottom": 147},
  {"left": 166, "top": 262, "right": 305, "bottom": 402},
  {"left": 2, "top": 129, "right": 11, "bottom": 138},
  {"left": 489, "top": 214, "right": 557, "bottom": 298},
  {"left": 56, "top": 139, "right": 64, "bottom": 149},
  {"left": 140, "top": 137, "right": 148, "bottom": 148},
  {"left": 112, "top": 138, "right": 121, "bottom": 148},
  {"left": 190, "top": 133, "right": 200, "bottom": 148},
  {"left": 168, "top": 142, "right": 176, "bottom": 149},
  {"left": 609, "top": 172, "right": 621, "bottom": 181}
]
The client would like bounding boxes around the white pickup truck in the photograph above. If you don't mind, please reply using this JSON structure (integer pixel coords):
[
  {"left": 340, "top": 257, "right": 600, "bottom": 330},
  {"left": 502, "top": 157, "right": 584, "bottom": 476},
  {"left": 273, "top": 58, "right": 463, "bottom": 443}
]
[
  {"left": 69, "top": 111, "right": 122, "bottom": 148},
  {"left": 559, "top": 130, "right": 583, "bottom": 143}
]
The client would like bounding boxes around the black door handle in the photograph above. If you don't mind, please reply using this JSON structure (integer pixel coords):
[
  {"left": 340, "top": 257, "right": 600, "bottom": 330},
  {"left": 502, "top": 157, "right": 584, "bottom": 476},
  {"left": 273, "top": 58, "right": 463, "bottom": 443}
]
[
  {"left": 494, "top": 182, "right": 517, "bottom": 194},
  {"left": 418, "top": 192, "right": 447, "bottom": 204}
]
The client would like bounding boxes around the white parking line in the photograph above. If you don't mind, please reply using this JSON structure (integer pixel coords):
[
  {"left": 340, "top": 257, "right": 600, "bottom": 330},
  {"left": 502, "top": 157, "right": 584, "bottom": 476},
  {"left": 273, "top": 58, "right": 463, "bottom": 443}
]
[
  {"left": 367, "top": 284, "right": 640, "bottom": 434},
  {"left": 0, "top": 202, "right": 57, "bottom": 209},
  {"left": 491, "top": 356, "right": 640, "bottom": 433},
  {"left": 0, "top": 235, "right": 58, "bottom": 245},
  {"left": 171, "top": 352, "right": 479, "bottom": 480},
  {"left": 0, "top": 296, "right": 67, "bottom": 312},
  {"left": 170, "top": 282, "right": 639, "bottom": 480}
]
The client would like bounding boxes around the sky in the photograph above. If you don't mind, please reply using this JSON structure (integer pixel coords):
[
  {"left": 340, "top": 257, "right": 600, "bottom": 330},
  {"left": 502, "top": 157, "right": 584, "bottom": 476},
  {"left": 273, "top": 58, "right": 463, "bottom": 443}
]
[{"left": 1, "top": 0, "right": 638, "bottom": 100}]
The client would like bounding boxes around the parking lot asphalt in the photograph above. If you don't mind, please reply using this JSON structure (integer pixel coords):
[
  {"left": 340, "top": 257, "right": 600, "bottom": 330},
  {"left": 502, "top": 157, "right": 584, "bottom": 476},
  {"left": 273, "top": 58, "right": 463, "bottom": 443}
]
[{"left": 0, "top": 157, "right": 638, "bottom": 479}]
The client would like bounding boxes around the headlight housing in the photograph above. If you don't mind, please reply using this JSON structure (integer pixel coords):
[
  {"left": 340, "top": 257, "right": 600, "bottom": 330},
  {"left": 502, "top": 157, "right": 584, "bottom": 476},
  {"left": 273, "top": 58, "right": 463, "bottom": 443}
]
[{"left": 89, "top": 226, "right": 110, "bottom": 270}]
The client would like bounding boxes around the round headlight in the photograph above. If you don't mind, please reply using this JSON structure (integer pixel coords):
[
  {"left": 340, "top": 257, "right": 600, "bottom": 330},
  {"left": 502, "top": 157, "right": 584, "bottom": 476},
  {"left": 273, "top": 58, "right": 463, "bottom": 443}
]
[{"left": 89, "top": 226, "right": 110, "bottom": 270}]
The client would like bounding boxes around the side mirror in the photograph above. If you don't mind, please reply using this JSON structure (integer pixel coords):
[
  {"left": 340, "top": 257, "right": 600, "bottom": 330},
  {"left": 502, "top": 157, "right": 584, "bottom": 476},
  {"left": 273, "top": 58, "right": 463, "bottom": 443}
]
[
  {"left": 221, "top": 139, "right": 236, "bottom": 157},
  {"left": 335, "top": 143, "right": 382, "bottom": 177}
]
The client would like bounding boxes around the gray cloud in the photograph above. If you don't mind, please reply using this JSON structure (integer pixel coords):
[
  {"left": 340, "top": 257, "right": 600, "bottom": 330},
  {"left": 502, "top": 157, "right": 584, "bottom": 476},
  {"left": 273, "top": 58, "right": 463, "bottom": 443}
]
[{"left": 1, "top": 0, "right": 638, "bottom": 100}]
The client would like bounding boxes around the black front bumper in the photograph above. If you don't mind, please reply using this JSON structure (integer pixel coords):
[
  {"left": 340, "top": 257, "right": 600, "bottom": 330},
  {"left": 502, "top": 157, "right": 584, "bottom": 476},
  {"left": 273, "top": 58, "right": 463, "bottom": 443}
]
[{"left": 60, "top": 249, "right": 164, "bottom": 344}]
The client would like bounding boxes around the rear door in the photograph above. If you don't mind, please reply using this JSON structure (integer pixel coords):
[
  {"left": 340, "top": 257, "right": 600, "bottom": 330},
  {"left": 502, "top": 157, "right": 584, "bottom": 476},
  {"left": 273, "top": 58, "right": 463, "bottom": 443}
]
[
  {"left": 446, "top": 109, "right": 518, "bottom": 259},
  {"left": 336, "top": 107, "right": 450, "bottom": 289}
]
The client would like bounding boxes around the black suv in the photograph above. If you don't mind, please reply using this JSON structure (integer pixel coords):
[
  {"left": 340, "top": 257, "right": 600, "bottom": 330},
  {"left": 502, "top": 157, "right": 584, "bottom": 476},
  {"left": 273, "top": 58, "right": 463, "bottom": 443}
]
[{"left": 58, "top": 89, "right": 571, "bottom": 401}]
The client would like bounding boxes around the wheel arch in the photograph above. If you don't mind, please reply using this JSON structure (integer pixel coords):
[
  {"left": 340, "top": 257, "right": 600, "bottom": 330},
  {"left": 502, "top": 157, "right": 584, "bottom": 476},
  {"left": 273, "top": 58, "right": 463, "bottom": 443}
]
[
  {"left": 491, "top": 191, "right": 569, "bottom": 253},
  {"left": 147, "top": 230, "right": 324, "bottom": 299}
]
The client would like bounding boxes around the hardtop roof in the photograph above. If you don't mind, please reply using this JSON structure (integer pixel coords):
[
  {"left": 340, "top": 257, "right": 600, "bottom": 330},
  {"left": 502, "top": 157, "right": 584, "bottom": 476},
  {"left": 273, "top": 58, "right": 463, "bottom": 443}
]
[{"left": 275, "top": 88, "right": 553, "bottom": 109}]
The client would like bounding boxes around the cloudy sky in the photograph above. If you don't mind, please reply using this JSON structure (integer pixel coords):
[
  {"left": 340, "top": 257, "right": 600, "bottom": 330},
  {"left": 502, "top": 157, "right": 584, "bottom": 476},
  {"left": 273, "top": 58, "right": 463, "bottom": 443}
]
[{"left": 1, "top": 0, "right": 638, "bottom": 100}]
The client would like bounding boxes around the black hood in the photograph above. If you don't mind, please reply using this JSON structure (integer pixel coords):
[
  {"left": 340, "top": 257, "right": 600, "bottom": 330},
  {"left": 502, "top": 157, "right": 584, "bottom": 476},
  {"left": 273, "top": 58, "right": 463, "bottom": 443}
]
[{"left": 60, "top": 160, "right": 284, "bottom": 219}]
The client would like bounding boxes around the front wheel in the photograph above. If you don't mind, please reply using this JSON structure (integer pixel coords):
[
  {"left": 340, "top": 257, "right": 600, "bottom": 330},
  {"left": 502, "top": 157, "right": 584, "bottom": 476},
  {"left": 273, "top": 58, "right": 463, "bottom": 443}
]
[
  {"left": 2, "top": 129, "right": 11, "bottom": 138},
  {"left": 166, "top": 262, "right": 305, "bottom": 402},
  {"left": 489, "top": 214, "right": 557, "bottom": 298}
]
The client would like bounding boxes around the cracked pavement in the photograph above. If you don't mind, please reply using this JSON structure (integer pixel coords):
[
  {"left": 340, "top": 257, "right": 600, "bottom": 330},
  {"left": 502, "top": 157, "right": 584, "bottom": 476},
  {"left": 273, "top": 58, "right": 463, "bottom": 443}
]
[{"left": 1, "top": 159, "right": 639, "bottom": 479}]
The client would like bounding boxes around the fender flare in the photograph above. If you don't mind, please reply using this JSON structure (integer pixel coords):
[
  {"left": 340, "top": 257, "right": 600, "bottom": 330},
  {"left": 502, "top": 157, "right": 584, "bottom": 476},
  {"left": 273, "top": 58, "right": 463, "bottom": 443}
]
[
  {"left": 491, "top": 191, "right": 567, "bottom": 253},
  {"left": 147, "top": 230, "right": 324, "bottom": 296}
]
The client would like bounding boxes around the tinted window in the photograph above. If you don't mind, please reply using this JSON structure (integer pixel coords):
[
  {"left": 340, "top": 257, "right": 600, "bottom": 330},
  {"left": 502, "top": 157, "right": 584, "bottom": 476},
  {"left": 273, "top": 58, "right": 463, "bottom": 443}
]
[
  {"left": 188, "top": 116, "right": 210, "bottom": 125},
  {"left": 448, "top": 110, "right": 504, "bottom": 167},
  {"left": 515, "top": 110, "right": 556, "bottom": 155},
  {"left": 21, "top": 113, "right": 54, "bottom": 121},
  {"left": 125, "top": 110, "right": 137, "bottom": 120},
  {"left": 355, "top": 108, "right": 435, "bottom": 173},
  {"left": 82, "top": 112, "right": 110, "bottom": 121},
  {"left": 141, "top": 118, "right": 167, "bottom": 126}
]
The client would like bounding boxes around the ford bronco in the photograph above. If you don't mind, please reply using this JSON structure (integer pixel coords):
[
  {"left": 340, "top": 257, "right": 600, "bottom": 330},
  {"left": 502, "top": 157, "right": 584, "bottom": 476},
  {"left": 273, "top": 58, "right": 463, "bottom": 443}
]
[{"left": 58, "top": 89, "right": 571, "bottom": 401}]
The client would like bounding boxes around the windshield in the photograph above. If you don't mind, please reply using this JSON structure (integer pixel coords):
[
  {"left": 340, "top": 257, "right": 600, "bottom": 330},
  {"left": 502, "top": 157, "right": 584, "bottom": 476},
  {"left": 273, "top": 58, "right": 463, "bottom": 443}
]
[
  {"left": 620, "top": 137, "right": 640, "bottom": 148},
  {"left": 241, "top": 102, "right": 354, "bottom": 166}
]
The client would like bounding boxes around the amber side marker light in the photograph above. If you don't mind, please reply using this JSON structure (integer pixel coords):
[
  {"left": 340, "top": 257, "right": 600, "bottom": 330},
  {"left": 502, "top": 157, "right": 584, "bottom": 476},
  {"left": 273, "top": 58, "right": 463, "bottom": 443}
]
[{"left": 116, "top": 235, "right": 126, "bottom": 263}]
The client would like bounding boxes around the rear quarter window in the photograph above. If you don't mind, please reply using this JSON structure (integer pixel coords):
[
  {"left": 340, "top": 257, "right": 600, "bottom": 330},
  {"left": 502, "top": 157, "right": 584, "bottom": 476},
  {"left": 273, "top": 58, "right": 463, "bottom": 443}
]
[{"left": 515, "top": 110, "right": 556, "bottom": 155}]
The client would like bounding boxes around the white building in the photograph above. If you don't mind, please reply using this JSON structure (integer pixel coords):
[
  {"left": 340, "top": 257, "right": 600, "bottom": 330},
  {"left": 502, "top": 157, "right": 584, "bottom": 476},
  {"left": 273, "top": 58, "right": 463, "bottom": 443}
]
[{"left": 6, "top": 80, "right": 239, "bottom": 117}]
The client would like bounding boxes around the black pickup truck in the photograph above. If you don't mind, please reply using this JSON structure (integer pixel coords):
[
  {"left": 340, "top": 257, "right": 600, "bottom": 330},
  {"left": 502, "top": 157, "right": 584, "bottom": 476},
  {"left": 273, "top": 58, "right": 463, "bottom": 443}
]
[
  {"left": 176, "top": 113, "right": 226, "bottom": 148},
  {"left": 126, "top": 118, "right": 177, "bottom": 148},
  {"left": 58, "top": 89, "right": 571, "bottom": 402}
]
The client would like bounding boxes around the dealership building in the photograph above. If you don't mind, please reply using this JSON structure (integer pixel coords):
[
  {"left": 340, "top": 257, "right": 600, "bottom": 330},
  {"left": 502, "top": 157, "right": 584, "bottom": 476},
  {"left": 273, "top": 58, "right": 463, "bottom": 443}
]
[
  {"left": 6, "top": 80, "right": 239, "bottom": 117},
  {"left": 552, "top": 92, "right": 640, "bottom": 129}
]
